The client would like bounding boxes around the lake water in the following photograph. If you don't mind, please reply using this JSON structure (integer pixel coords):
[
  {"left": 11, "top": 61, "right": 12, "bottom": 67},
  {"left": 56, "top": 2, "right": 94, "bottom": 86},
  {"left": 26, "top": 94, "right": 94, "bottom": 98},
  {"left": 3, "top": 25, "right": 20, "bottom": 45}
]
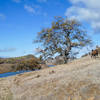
[
  {"left": 0, "top": 65, "right": 55, "bottom": 78},
  {"left": 0, "top": 70, "right": 31, "bottom": 78},
  {"left": 48, "top": 65, "right": 55, "bottom": 67}
]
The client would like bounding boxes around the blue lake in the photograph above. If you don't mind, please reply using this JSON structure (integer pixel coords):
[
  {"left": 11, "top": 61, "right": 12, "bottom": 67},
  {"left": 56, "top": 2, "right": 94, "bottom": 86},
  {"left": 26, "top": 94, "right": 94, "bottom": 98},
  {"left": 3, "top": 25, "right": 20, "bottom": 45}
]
[
  {"left": 0, "top": 65, "right": 55, "bottom": 78},
  {"left": 0, "top": 71, "right": 31, "bottom": 78},
  {"left": 48, "top": 65, "right": 55, "bottom": 67}
]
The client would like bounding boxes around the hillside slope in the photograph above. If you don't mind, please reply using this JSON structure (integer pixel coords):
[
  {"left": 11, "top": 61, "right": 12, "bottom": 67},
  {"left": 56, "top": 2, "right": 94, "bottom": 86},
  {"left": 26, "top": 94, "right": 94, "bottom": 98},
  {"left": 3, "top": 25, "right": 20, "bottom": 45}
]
[
  {"left": 0, "top": 56, "right": 100, "bottom": 100},
  {"left": 0, "top": 55, "right": 44, "bottom": 74}
]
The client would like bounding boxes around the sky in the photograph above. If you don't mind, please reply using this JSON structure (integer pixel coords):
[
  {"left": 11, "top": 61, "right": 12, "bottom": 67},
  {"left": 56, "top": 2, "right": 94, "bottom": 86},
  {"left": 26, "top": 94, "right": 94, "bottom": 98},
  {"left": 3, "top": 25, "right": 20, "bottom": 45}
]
[{"left": 0, "top": 0, "right": 100, "bottom": 58}]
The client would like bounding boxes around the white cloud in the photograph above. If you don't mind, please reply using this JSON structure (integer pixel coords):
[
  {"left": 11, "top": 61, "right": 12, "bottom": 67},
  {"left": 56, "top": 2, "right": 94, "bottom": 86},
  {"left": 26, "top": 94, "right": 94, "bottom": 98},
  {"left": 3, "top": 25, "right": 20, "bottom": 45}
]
[
  {"left": 0, "top": 48, "right": 16, "bottom": 53},
  {"left": 70, "top": 0, "right": 100, "bottom": 8},
  {"left": 65, "top": 0, "right": 100, "bottom": 33},
  {"left": 13, "top": 0, "right": 21, "bottom": 3},
  {"left": 24, "top": 4, "right": 47, "bottom": 16},
  {"left": 24, "top": 5, "right": 35, "bottom": 14},
  {"left": 66, "top": 6, "right": 100, "bottom": 21},
  {"left": 34, "top": 48, "right": 42, "bottom": 53}
]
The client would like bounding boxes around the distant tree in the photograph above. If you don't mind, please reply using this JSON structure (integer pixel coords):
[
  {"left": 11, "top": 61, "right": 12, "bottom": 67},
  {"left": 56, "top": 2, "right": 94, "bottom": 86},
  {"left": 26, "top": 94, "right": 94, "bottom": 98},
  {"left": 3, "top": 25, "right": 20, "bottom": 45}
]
[{"left": 34, "top": 16, "right": 92, "bottom": 63}]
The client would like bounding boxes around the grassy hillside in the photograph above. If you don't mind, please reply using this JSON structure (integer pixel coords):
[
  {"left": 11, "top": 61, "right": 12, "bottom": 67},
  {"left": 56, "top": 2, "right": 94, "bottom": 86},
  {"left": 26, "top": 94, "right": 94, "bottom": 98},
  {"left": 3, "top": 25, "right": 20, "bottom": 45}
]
[
  {"left": 0, "top": 55, "right": 44, "bottom": 74},
  {"left": 0, "top": 56, "right": 100, "bottom": 100},
  {"left": 97, "top": 47, "right": 100, "bottom": 54}
]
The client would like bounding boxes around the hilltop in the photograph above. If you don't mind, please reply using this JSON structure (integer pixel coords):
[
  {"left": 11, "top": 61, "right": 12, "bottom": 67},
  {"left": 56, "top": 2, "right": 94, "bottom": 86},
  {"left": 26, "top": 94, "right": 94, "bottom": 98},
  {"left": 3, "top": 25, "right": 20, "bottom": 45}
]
[
  {"left": 0, "top": 55, "right": 46, "bottom": 74},
  {"left": 0, "top": 55, "right": 100, "bottom": 100}
]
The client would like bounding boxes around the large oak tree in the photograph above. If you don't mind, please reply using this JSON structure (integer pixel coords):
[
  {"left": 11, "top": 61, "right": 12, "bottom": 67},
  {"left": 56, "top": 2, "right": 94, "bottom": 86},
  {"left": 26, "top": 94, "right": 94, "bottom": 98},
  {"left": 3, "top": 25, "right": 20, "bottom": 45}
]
[{"left": 34, "top": 17, "right": 92, "bottom": 63}]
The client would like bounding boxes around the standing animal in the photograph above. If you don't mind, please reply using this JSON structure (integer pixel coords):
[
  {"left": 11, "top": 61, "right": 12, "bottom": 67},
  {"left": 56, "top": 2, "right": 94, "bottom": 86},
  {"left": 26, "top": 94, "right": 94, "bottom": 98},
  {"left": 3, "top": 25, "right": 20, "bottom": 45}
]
[{"left": 91, "top": 49, "right": 98, "bottom": 58}]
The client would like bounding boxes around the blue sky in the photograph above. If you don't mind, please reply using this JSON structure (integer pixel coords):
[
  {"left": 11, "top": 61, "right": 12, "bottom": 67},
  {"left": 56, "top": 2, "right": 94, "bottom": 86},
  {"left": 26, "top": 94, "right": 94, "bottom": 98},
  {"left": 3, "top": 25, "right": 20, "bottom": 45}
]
[{"left": 0, "top": 0, "right": 100, "bottom": 57}]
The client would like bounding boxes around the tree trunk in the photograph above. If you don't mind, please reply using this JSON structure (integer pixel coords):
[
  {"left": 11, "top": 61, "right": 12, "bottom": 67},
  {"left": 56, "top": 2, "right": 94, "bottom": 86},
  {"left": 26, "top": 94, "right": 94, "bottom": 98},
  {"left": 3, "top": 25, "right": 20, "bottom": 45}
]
[
  {"left": 62, "top": 50, "right": 69, "bottom": 64},
  {"left": 63, "top": 46, "right": 71, "bottom": 64}
]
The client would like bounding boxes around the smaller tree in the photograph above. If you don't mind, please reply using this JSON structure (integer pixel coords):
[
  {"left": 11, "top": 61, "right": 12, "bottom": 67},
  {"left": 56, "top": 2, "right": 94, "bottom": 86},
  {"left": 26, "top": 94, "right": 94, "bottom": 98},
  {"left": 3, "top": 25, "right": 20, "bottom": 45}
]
[{"left": 34, "top": 16, "right": 92, "bottom": 63}]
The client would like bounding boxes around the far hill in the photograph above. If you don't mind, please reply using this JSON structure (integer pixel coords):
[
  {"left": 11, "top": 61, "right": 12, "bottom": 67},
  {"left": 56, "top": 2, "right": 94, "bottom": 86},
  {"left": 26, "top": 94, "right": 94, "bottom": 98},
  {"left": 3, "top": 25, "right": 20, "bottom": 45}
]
[{"left": 0, "top": 55, "right": 47, "bottom": 74}]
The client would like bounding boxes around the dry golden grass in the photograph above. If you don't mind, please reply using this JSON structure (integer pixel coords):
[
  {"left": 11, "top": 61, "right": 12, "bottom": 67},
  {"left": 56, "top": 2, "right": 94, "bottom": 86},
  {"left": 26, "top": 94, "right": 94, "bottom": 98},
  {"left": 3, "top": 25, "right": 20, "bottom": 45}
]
[{"left": 0, "top": 56, "right": 100, "bottom": 100}]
